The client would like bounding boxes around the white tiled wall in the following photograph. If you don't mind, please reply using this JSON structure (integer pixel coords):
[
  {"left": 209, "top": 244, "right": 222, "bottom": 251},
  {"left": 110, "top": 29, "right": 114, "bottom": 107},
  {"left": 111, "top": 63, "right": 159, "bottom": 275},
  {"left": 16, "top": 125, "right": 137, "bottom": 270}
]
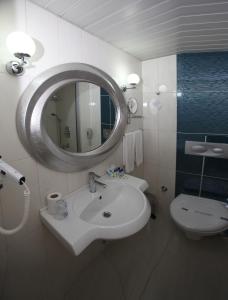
[
  {"left": 142, "top": 55, "right": 177, "bottom": 211},
  {"left": 0, "top": 1, "right": 142, "bottom": 299}
]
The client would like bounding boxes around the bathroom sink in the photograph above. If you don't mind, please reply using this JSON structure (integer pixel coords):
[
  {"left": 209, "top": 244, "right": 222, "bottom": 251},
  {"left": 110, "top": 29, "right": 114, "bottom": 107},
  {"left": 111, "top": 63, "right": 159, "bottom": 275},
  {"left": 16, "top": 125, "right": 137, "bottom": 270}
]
[
  {"left": 40, "top": 176, "right": 151, "bottom": 255},
  {"left": 79, "top": 181, "right": 147, "bottom": 228}
]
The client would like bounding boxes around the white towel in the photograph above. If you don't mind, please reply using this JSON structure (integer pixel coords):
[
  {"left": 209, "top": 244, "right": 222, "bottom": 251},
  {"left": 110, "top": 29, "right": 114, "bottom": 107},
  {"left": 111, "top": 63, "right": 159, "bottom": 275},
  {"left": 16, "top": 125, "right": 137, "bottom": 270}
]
[
  {"left": 123, "top": 132, "right": 135, "bottom": 173},
  {"left": 135, "top": 130, "right": 143, "bottom": 167}
]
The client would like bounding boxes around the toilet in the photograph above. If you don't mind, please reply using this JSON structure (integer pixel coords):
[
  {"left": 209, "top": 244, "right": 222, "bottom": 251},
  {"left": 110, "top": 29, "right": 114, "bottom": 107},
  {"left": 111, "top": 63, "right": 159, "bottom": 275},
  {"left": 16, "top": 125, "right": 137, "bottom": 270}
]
[{"left": 170, "top": 194, "right": 228, "bottom": 240}]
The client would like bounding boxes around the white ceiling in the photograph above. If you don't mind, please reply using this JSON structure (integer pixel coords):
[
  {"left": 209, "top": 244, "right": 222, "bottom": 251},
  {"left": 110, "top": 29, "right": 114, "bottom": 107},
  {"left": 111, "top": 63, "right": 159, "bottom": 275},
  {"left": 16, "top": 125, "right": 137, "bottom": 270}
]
[{"left": 30, "top": 0, "right": 228, "bottom": 61}]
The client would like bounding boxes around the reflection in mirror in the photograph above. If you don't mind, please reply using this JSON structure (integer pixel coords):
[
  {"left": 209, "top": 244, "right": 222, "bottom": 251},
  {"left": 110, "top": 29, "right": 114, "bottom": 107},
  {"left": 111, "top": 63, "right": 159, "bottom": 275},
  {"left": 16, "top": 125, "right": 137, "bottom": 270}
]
[{"left": 43, "top": 82, "right": 116, "bottom": 153}]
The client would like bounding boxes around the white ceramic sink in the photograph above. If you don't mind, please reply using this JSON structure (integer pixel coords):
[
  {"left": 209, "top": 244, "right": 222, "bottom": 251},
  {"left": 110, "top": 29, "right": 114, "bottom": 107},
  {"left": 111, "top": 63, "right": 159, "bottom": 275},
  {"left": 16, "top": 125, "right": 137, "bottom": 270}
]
[{"left": 40, "top": 175, "right": 151, "bottom": 255}]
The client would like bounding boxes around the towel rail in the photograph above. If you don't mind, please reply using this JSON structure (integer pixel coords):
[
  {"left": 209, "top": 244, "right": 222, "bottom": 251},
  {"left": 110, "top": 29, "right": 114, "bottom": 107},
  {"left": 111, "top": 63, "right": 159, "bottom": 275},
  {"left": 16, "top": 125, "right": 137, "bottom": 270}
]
[
  {"left": 131, "top": 115, "right": 144, "bottom": 118},
  {"left": 127, "top": 113, "right": 144, "bottom": 124}
]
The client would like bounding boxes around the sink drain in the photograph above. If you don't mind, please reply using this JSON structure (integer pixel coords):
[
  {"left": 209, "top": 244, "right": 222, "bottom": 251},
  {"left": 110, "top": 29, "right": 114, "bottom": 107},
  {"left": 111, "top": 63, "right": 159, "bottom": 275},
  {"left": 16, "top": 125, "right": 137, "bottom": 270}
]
[{"left": 103, "top": 211, "right": 112, "bottom": 218}]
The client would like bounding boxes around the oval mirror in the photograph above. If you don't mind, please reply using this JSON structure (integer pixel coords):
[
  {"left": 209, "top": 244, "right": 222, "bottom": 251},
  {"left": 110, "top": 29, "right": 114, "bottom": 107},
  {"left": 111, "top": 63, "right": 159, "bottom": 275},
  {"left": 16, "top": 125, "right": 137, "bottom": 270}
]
[
  {"left": 16, "top": 63, "right": 127, "bottom": 172},
  {"left": 43, "top": 82, "right": 116, "bottom": 153}
]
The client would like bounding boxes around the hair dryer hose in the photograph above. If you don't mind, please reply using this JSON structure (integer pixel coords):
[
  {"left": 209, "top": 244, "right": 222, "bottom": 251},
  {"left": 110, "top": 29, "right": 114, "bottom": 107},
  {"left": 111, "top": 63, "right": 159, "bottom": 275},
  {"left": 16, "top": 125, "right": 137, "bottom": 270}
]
[{"left": 0, "top": 182, "right": 30, "bottom": 235}]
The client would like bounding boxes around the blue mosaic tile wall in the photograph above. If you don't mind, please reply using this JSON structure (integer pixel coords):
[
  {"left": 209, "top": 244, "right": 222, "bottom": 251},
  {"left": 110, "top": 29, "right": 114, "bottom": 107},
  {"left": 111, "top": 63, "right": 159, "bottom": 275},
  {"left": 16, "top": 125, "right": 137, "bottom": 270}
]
[
  {"left": 176, "top": 52, "right": 228, "bottom": 202},
  {"left": 100, "top": 88, "right": 115, "bottom": 143}
]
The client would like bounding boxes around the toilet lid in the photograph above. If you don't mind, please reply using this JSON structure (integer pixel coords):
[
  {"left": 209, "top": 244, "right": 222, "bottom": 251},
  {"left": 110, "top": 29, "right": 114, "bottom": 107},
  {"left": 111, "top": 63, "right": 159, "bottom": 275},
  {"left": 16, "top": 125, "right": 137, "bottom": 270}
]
[{"left": 170, "top": 194, "right": 228, "bottom": 233}]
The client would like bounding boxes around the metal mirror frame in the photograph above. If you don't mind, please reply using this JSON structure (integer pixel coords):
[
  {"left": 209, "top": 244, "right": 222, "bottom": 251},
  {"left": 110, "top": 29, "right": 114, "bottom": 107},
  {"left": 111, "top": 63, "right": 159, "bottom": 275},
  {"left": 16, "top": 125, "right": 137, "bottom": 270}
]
[{"left": 16, "top": 63, "right": 127, "bottom": 172}]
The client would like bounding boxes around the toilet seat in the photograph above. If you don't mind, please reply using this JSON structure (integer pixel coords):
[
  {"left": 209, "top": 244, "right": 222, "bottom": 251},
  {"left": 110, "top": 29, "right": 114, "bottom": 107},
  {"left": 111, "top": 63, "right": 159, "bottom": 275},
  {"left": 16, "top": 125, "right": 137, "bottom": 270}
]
[{"left": 170, "top": 194, "right": 228, "bottom": 234}]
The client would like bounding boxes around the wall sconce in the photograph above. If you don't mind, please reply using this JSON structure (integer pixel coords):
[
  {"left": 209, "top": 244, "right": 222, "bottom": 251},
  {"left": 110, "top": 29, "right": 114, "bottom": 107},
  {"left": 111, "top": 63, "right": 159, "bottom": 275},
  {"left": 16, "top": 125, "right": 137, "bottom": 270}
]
[
  {"left": 156, "top": 84, "right": 167, "bottom": 95},
  {"left": 6, "top": 31, "right": 36, "bottom": 76},
  {"left": 122, "top": 73, "right": 140, "bottom": 92}
]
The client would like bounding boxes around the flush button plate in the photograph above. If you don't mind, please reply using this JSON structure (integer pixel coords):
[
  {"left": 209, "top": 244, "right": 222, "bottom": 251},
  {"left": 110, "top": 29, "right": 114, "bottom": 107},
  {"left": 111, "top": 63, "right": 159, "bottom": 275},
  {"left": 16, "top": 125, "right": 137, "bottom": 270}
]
[{"left": 185, "top": 141, "right": 228, "bottom": 159}]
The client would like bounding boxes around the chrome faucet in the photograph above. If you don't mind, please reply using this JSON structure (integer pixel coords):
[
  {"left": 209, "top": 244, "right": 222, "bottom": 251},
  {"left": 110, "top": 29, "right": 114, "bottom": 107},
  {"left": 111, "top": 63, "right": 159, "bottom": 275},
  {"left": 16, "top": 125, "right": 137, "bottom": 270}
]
[{"left": 88, "top": 172, "right": 107, "bottom": 193}]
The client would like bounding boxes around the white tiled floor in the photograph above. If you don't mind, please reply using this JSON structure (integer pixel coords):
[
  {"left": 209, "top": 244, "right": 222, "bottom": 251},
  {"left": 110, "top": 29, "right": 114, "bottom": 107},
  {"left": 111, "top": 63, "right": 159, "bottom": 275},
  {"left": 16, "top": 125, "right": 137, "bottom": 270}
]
[
  {"left": 64, "top": 204, "right": 228, "bottom": 300},
  {"left": 3, "top": 228, "right": 47, "bottom": 300},
  {"left": 141, "top": 228, "right": 228, "bottom": 300}
]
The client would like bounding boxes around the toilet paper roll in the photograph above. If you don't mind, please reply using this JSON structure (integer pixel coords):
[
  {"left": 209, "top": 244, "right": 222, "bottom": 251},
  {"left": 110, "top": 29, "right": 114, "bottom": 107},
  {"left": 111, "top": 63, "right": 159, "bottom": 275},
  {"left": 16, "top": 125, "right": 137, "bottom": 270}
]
[{"left": 46, "top": 192, "right": 62, "bottom": 215}]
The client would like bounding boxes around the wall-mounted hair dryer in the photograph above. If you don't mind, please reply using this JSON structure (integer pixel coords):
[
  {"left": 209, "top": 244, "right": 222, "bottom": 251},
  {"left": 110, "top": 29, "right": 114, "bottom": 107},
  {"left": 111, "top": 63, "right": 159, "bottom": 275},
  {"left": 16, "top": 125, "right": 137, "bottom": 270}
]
[
  {"left": 0, "top": 156, "right": 30, "bottom": 235},
  {"left": 0, "top": 156, "right": 25, "bottom": 185}
]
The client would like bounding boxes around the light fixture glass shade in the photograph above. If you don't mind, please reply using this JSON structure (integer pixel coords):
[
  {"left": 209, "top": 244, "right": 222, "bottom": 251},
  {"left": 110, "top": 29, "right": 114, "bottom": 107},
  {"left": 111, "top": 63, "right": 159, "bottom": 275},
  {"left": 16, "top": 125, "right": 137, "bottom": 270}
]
[
  {"left": 6, "top": 31, "right": 36, "bottom": 57},
  {"left": 127, "top": 73, "right": 140, "bottom": 85}
]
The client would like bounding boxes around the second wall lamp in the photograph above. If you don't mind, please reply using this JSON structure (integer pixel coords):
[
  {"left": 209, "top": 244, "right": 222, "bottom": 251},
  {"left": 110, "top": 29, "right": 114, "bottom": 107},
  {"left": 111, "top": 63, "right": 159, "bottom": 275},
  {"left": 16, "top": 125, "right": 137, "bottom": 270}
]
[{"left": 122, "top": 73, "right": 140, "bottom": 92}]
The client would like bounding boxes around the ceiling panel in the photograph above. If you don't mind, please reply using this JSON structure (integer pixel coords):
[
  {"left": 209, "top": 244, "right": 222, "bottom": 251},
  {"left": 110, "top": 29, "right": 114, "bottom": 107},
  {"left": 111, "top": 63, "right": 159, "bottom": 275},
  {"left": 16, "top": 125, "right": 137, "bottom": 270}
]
[
  {"left": 64, "top": 0, "right": 137, "bottom": 27},
  {"left": 30, "top": 0, "right": 228, "bottom": 60},
  {"left": 114, "top": 29, "right": 228, "bottom": 51}
]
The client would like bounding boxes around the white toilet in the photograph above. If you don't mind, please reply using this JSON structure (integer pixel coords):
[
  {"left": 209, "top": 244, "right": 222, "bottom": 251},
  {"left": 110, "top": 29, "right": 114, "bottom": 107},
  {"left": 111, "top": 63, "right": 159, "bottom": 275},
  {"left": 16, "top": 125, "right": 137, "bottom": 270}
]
[{"left": 170, "top": 194, "right": 228, "bottom": 240}]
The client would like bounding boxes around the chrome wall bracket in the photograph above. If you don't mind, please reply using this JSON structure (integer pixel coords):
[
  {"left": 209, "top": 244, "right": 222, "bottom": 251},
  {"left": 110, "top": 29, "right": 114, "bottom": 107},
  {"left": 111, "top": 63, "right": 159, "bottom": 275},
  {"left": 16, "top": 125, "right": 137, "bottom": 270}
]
[{"left": 6, "top": 53, "right": 30, "bottom": 76}]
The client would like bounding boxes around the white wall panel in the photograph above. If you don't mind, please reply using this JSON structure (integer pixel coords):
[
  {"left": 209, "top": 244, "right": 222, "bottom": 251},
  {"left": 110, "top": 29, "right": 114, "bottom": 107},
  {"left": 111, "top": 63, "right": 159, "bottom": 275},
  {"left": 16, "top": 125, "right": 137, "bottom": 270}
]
[{"left": 142, "top": 55, "right": 177, "bottom": 208}]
